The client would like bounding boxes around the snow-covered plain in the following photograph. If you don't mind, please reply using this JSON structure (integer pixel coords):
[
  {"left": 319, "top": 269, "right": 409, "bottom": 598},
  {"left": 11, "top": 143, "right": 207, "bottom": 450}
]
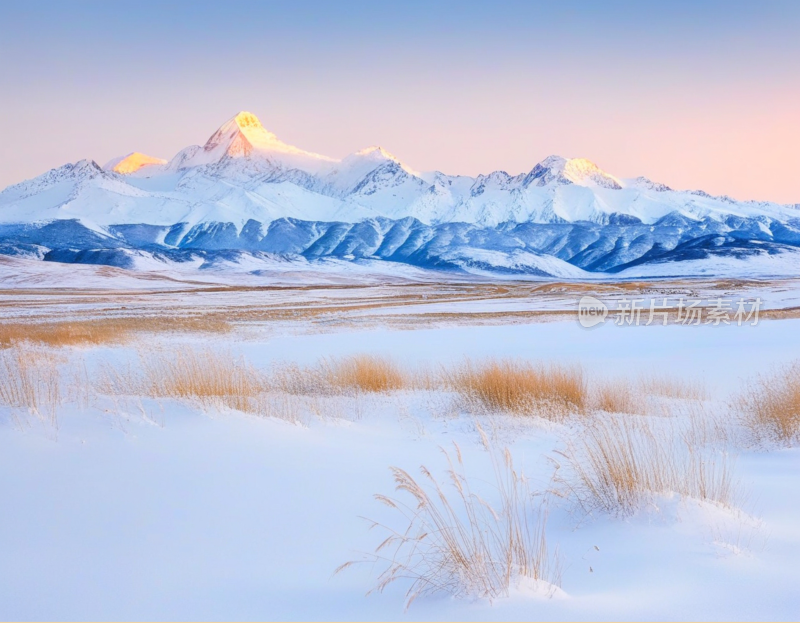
[{"left": 1, "top": 266, "right": 800, "bottom": 621}]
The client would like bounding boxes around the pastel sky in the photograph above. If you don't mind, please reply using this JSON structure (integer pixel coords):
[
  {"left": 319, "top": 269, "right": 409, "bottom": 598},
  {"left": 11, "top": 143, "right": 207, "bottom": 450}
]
[{"left": 1, "top": 0, "right": 798, "bottom": 203}]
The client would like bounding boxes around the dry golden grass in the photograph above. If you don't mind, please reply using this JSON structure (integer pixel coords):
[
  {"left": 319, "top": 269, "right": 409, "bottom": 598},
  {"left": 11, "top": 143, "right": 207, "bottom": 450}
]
[
  {"left": 681, "top": 401, "right": 733, "bottom": 449},
  {"left": 0, "top": 346, "right": 61, "bottom": 425},
  {"left": 0, "top": 320, "right": 128, "bottom": 348},
  {"left": 737, "top": 361, "right": 800, "bottom": 445},
  {"left": 560, "top": 415, "right": 738, "bottom": 516},
  {"left": 265, "top": 356, "right": 409, "bottom": 397},
  {"left": 445, "top": 359, "right": 586, "bottom": 419},
  {"left": 140, "top": 348, "right": 266, "bottom": 410},
  {"left": 592, "top": 379, "right": 639, "bottom": 414},
  {"left": 640, "top": 374, "right": 707, "bottom": 401},
  {"left": 322, "top": 355, "right": 407, "bottom": 393},
  {"left": 589, "top": 373, "right": 706, "bottom": 416},
  {"left": 267, "top": 362, "right": 322, "bottom": 395},
  {"left": 337, "top": 430, "right": 560, "bottom": 607},
  {"left": 96, "top": 347, "right": 307, "bottom": 422},
  {"left": 408, "top": 362, "right": 440, "bottom": 392},
  {"left": 98, "top": 351, "right": 415, "bottom": 424},
  {"left": 0, "top": 316, "right": 230, "bottom": 348}
]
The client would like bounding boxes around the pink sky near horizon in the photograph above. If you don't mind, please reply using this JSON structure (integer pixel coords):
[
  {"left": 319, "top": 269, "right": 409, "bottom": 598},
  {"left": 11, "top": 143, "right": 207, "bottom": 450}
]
[{"left": 1, "top": 1, "right": 798, "bottom": 204}]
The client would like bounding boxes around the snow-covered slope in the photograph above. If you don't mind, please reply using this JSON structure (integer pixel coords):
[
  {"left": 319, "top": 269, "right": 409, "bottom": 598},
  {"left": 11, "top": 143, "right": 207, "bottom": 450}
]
[{"left": 0, "top": 111, "right": 798, "bottom": 278}]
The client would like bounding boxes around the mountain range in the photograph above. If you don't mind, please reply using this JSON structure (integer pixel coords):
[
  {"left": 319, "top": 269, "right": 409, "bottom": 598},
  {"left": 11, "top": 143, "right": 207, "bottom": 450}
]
[{"left": 1, "top": 111, "right": 798, "bottom": 279}]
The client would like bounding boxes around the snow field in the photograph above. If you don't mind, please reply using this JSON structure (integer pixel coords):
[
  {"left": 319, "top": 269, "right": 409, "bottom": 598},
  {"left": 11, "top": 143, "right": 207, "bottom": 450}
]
[{"left": 1, "top": 319, "right": 800, "bottom": 620}]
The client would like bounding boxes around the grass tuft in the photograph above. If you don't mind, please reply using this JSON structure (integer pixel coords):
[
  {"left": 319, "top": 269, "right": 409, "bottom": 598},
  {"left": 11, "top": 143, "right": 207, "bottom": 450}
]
[
  {"left": 560, "top": 415, "right": 738, "bottom": 516},
  {"left": 323, "top": 355, "right": 407, "bottom": 393},
  {"left": 639, "top": 374, "right": 707, "bottom": 401},
  {"left": 592, "top": 379, "right": 639, "bottom": 414},
  {"left": 98, "top": 347, "right": 299, "bottom": 421},
  {"left": 0, "top": 346, "right": 61, "bottom": 425},
  {"left": 139, "top": 348, "right": 266, "bottom": 412},
  {"left": 0, "top": 317, "right": 230, "bottom": 349},
  {"left": 445, "top": 359, "right": 586, "bottom": 419},
  {"left": 338, "top": 432, "right": 560, "bottom": 607},
  {"left": 737, "top": 361, "right": 800, "bottom": 445}
]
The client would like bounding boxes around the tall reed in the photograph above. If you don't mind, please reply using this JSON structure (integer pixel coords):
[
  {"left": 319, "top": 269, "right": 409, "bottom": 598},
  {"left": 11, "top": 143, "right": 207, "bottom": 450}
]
[
  {"left": 338, "top": 429, "right": 560, "bottom": 607},
  {"left": 737, "top": 361, "right": 800, "bottom": 445},
  {"left": 0, "top": 346, "right": 61, "bottom": 425}
]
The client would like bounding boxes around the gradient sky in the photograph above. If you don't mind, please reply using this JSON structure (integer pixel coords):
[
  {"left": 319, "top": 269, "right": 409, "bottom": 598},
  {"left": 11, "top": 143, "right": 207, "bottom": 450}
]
[{"left": 1, "top": 0, "right": 799, "bottom": 202}]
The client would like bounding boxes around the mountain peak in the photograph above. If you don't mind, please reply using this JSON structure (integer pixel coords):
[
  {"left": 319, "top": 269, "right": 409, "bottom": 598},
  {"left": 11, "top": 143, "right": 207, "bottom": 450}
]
[
  {"left": 104, "top": 152, "right": 167, "bottom": 174},
  {"left": 354, "top": 146, "right": 399, "bottom": 161},
  {"left": 232, "top": 111, "right": 263, "bottom": 130},
  {"left": 531, "top": 155, "right": 622, "bottom": 189},
  {"left": 538, "top": 154, "right": 569, "bottom": 170},
  {"left": 228, "top": 111, "right": 280, "bottom": 145},
  {"left": 562, "top": 158, "right": 621, "bottom": 189},
  {"left": 192, "top": 111, "right": 334, "bottom": 167},
  {"left": 203, "top": 111, "right": 278, "bottom": 157}
]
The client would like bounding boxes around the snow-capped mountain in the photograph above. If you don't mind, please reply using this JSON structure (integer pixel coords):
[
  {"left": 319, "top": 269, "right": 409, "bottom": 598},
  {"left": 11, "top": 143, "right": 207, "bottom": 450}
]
[{"left": 0, "top": 111, "right": 798, "bottom": 278}]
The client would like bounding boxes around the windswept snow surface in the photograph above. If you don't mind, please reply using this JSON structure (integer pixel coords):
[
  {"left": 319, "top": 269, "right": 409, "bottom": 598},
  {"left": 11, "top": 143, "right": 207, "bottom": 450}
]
[
  {"left": 1, "top": 318, "right": 800, "bottom": 621},
  {"left": 616, "top": 246, "right": 800, "bottom": 279},
  {"left": 0, "top": 254, "right": 474, "bottom": 289}
]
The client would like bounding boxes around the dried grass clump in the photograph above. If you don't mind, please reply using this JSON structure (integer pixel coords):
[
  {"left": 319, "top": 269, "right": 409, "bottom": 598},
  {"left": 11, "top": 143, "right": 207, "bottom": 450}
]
[
  {"left": 408, "top": 362, "right": 439, "bottom": 392},
  {"left": 338, "top": 432, "right": 560, "bottom": 607},
  {"left": 446, "top": 359, "right": 586, "bottom": 419},
  {"left": 680, "top": 401, "right": 734, "bottom": 449},
  {"left": 96, "top": 347, "right": 307, "bottom": 423},
  {"left": 738, "top": 361, "right": 800, "bottom": 445},
  {"left": 0, "top": 321, "right": 129, "bottom": 348},
  {"left": 640, "top": 374, "right": 707, "bottom": 401},
  {"left": 593, "top": 379, "right": 639, "bottom": 414},
  {"left": 0, "top": 346, "right": 61, "bottom": 425},
  {"left": 324, "top": 355, "right": 406, "bottom": 393},
  {"left": 268, "top": 362, "right": 323, "bottom": 395},
  {"left": 0, "top": 316, "right": 230, "bottom": 349},
  {"left": 561, "top": 415, "right": 738, "bottom": 516},
  {"left": 140, "top": 348, "right": 267, "bottom": 413}
]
